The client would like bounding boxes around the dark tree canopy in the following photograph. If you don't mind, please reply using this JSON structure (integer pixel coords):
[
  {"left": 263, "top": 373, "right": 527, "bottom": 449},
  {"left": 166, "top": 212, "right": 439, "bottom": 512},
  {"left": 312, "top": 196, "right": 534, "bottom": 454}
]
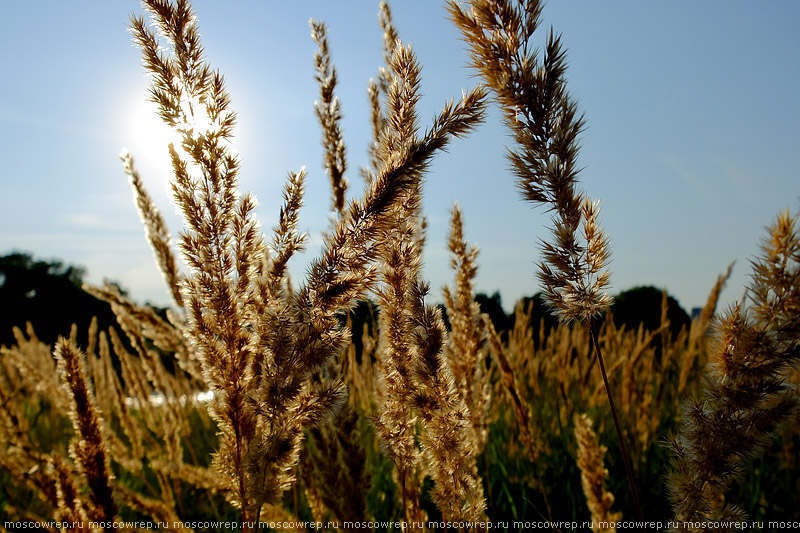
[
  {"left": 610, "top": 285, "right": 690, "bottom": 338},
  {"left": 0, "top": 251, "right": 691, "bottom": 355},
  {"left": 0, "top": 252, "right": 120, "bottom": 349},
  {"left": 475, "top": 291, "right": 512, "bottom": 335},
  {"left": 344, "top": 299, "right": 379, "bottom": 363},
  {"left": 506, "top": 287, "right": 690, "bottom": 348}
]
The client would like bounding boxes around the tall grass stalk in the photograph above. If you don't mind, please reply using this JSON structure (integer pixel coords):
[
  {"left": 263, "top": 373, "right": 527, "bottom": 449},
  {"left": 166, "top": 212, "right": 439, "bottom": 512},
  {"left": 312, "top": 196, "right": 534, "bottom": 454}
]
[
  {"left": 589, "top": 317, "right": 644, "bottom": 522},
  {"left": 448, "top": 0, "right": 643, "bottom": 521},
  {"left": 668, "top": 209, "right": 800, "bottom": 530}
]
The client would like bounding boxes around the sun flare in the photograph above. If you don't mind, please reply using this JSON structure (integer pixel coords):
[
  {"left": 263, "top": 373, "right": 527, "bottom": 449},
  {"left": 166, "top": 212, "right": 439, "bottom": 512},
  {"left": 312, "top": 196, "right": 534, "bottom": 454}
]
[{"left": 124, "top": 99, "right": 183, "bottom": 191}]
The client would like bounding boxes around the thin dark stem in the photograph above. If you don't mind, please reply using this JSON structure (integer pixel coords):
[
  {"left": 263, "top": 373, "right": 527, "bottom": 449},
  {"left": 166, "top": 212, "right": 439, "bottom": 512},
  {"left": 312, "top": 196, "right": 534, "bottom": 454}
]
[
  {"left": 483, "top": 452, "right": 492, "bottom": 508},
  {"left": 293, "top": 471, "right": 299, "bottom": 519},
  {"left": 589, "top": 317, "right": 644, "bottom": 525},
  {"left": 400, "top": 468, "right": 408, "bottom": 527}
]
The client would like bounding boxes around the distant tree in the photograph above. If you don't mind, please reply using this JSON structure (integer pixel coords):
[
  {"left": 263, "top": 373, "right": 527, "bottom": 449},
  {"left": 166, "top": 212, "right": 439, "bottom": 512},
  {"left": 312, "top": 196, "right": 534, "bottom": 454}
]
[
  {"left": 437, "top": 302, "right": 451, "bottom": 332},
  {"left": 475, "top": 291, "right": 511, "bottom": 335},
  {"left": 345, "top": 299, "right": 379, "bottom": 363},
  {"left": 610, "top": 285, "right": 690, "bottom": 337},
  {"left": 0, "top": 252, "right": 120, "bottom": 348}
]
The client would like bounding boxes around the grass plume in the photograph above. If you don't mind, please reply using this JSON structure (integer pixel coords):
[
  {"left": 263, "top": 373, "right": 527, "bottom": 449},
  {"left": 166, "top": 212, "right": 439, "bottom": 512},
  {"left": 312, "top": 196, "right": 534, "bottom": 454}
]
[
  {"left": 54, "top": 338, "right": 118, "bottom": 527},
  {"left": 310, "top": 20, "right": 348, "bottom": 217},
  {"left": 574, "top": 413, "right": 622, "bottom": 532},
  {"left": 668, "top": 209, "right": 800, "bottom": 530}
]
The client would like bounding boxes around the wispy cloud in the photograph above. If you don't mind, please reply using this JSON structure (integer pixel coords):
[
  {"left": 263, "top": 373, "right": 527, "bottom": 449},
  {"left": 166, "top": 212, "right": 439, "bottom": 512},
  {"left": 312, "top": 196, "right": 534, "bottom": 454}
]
[{"left": 655, "top": 152, "right": 706, "bottom": 193}]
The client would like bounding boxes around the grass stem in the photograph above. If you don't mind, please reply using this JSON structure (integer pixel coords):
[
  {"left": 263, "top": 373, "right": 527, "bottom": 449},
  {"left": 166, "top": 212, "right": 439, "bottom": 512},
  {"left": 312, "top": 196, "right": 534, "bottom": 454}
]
[{"left": 589, "top": 317, "right": 644, "bottom": 525}]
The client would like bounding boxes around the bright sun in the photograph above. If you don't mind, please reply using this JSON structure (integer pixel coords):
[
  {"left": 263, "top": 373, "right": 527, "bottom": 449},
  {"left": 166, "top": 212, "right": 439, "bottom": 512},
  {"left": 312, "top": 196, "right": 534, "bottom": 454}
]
[{"left": 125, "top": 99, "right": 184, "bottom": 193}]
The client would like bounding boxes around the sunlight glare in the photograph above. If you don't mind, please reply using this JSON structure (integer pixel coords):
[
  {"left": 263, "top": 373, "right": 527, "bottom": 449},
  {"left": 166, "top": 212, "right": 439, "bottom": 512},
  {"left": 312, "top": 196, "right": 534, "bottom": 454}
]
[{"left": 126, "top": 99, "right": 183, "bottom": 193}]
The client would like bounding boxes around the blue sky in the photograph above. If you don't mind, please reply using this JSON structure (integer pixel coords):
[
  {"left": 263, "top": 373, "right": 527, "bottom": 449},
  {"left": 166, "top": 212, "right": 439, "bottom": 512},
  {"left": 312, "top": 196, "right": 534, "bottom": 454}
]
[{"left": 1, "top": 1, "right": 799, "bottom": 314}]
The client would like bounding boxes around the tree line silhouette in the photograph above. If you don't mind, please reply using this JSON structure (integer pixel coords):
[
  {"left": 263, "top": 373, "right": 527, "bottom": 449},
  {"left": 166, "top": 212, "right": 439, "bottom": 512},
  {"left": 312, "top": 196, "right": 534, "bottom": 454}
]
[{"left": 1, "top": 251, "right": 690, "bottom": 353}]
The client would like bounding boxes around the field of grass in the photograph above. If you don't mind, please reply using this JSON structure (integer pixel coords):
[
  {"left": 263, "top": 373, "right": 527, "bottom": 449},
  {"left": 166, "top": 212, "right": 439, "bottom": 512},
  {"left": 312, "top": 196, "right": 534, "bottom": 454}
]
[{"left": 1, "top": 1, "right": 798, "bottom": 532}]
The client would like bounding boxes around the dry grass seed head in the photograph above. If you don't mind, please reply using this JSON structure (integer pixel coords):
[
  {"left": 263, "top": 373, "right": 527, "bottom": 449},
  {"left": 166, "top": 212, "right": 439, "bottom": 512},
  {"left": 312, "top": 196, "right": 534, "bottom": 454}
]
[{"left": 54, "top": 338, "right": 118, "bottom": 526}]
